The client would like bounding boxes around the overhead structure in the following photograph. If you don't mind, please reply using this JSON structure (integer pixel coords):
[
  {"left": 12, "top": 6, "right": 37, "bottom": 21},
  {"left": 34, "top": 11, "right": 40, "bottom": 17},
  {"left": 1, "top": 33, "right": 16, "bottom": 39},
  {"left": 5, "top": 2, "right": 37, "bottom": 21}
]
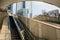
[{"left": 0, "top": 0, "right": 60, "bottom": 9}]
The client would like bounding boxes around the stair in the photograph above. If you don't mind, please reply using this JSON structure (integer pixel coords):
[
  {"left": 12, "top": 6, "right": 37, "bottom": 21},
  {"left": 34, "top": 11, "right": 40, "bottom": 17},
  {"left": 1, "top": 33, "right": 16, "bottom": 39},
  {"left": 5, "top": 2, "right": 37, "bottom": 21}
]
[{"left": 9, "top": 16, "right": 22, "bottom": 40}]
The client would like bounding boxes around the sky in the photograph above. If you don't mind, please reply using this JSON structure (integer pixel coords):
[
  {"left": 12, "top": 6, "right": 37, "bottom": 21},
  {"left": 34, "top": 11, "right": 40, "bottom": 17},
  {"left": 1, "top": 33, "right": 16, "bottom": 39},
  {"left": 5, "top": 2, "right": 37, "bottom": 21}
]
[
  {"left": 26, "top": 1, "right": 60, "bottom": 18},
  {"left": 12, "top": 1, "right": 60, "bottom": 18}
]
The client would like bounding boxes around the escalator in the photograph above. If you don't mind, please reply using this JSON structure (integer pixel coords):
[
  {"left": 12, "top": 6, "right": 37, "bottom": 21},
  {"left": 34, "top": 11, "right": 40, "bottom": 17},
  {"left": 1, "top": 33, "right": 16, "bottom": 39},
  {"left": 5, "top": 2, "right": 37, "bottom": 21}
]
[
  {"left": 15, "top": 17, "right": 34, "bottom": 40},
  {"left": 9, "top": 16, "right": 22, "bottom": 40},
  {"left": 9, "top": 16, "right": 46, "bottom": 40},
  {"left": 9, "top": 16, "right": 33, "bottom": 40}
]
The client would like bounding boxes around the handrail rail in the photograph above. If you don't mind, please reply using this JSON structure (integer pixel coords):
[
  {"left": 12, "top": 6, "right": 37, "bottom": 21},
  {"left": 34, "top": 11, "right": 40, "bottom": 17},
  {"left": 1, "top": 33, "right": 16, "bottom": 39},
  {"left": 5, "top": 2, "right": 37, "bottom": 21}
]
[
  {"left": 12, "top": 16, "right": 25, "bottom": 40},
  {"left": 15, "top": 17, "right": 35, "bottom": 40}
]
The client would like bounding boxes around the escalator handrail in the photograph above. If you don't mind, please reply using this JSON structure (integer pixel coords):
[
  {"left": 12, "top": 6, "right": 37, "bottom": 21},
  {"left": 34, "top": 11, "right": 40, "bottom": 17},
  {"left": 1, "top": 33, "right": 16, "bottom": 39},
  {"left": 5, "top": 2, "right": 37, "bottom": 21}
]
[{"left": 12, "top": 16, "right": 25, "bottom": 40}]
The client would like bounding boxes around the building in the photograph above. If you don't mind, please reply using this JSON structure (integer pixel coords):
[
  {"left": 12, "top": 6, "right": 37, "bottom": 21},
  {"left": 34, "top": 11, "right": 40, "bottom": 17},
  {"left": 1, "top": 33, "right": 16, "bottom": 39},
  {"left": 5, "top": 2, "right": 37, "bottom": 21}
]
[{"left": 47, "top": 10, "right": 59, "bottom": 18}]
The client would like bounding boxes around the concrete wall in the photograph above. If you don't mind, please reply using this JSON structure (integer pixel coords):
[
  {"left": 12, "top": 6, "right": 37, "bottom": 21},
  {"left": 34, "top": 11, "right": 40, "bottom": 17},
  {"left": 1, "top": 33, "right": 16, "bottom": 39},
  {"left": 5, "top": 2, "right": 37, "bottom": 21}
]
[
  {"left": 18, "top": 15, "right": 60, "bottom": 40},
  {"left": 0, "top": 17, "right": 10, "bottom": 40},
  {"left": 0, "top": 12, "right": 8, "bottom": 30},
  {"left": 0, "top": 0, "right": 22, "bottom": 9},
  {"left": 34, "top": 15, "right": 60, "bottom": 23}
]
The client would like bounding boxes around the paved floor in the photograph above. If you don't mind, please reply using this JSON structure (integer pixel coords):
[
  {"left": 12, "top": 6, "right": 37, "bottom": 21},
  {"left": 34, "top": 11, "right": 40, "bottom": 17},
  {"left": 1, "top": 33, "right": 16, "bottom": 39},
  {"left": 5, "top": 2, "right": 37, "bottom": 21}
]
[{"left": 0, "top": 17, "right": 10, "bottom": 40}]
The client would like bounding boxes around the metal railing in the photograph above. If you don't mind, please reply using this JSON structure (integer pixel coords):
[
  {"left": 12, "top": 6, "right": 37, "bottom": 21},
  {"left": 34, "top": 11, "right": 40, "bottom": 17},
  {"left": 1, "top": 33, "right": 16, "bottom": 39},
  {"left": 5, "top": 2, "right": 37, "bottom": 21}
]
[
  {"left": 14, "top": 17, "right": 34, "bottom": 40},
  {"left": 12, "top": 16, "right": 25, "bottom": 40}
]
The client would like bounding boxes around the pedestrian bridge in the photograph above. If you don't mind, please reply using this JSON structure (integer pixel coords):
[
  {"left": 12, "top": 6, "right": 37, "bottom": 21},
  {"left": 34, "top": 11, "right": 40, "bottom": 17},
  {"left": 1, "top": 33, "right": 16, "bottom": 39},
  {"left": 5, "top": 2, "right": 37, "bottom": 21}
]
[{"left": 0, "top": 12, "right": 60, "bottom": 40}]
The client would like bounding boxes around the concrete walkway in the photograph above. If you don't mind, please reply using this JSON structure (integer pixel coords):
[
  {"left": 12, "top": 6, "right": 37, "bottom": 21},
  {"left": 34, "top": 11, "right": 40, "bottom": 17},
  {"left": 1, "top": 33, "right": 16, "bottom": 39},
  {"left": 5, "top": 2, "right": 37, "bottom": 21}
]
[{"left": 0, "top": 17, "right": 11, "bottom": 40}]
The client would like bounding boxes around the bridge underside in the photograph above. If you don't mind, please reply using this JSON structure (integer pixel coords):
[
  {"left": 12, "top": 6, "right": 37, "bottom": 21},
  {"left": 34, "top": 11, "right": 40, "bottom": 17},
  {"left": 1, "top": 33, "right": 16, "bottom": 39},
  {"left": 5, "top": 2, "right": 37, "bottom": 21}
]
[
  {"left": 0, "top": 0, "right": 60, "bottom": 9},
  {"left": 0, "top": 0, "right": 60, "bottom": 40}
]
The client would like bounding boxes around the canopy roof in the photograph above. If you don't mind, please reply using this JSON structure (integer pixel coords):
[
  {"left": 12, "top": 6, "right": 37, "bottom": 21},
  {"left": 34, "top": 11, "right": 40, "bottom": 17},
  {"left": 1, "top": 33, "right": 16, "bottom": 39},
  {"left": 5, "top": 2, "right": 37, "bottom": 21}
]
[{"left": 0, "top": 0, "right": 60, "bottom": 9}]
